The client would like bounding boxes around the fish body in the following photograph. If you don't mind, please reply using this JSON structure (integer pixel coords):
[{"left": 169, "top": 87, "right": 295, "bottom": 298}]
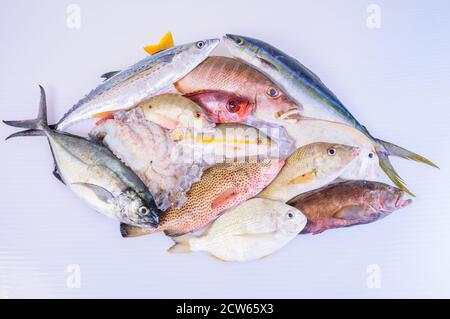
[
  {"left": 120, "top": 159, "right": 284, "bottom": 237},
  {"left": 289, "top": 181, "right": 412, "bottom": 234},
  {"left": 4, "top": 87, "right": 161, "bottom": 227},
  {"left": 137, "top": 93, "right": 214, "bottom": 131},
  {"left": 283, "top": 118, "right": 380, "bottom": 181},
  {"left": 56, "top": 38, "right": 220, "bottom": 129},
  {"left": 171, "top": 123, "right": 276, "bottom": 163},
  {"left": 90, "top": 114, "right": 204, "bottom": 211},
  {"left": 258, "top": 142, "right": 360, "bottom": 202},
  {"left": 223, "top": 34, "right": 438, "bottom": 195},
  {"left": 168, "top": 198, "right": 306, "bottom": 262},
  {"left": 184, "top": 90, "right": 254, "bottom": 123},
  {"left": 175, "top": 56, "right": 299, "bottom": 125}
]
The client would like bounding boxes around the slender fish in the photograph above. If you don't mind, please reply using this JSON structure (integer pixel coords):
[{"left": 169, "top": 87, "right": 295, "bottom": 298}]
[
  {"left": 56, "top": 38, "right": 220, "bottom": 129},
  {"left": 4, "top": 87, "right": 161, "bottom": 227}
]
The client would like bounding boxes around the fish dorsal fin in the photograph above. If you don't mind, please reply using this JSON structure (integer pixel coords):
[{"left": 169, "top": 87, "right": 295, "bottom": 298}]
[
  {"left": 211, "top": 187, "right": 238, "bottom": 210},
  {"left": 288, "top": 168, "right": 317, "bottom": 184},
  {"left": 333, "top": 205, "right": 366, "bottom": 220},
  {"left": 144, "top": 32, "right": 174, "bottom": 55},
  {"left": 100, "top": 71, "right": 121, "bottom": 81},
  {"left": 71, "top": 182, "right": 114, "bottom": 202}
]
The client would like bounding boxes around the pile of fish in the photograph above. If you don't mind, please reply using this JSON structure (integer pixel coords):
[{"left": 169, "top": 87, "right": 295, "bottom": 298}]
[{"left": 4, "top": 32, "right": 436, "bottom": 262}]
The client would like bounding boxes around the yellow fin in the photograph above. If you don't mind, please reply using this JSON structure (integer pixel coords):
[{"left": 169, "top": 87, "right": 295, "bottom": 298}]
[
  {"left": 144, "top": 32, "right": 174, "bottom": 55},
  {"left": 288, "top": 168, "right": 317, "bottom": 184}
]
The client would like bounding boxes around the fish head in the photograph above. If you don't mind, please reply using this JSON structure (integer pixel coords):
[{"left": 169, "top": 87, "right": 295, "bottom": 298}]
[
  {"left": 116, "top": 189, "right": 160, "bottom": 228},
  {"left": 177, "top": 105, "right": 215, "bottom": 132},
  {"left": 185, "top": 91, "right": 254, "bottom": 124},
  {"left": 172, "top": 38, "right": 220, "bottom": 66},
  {"left": 340, "top": 148, "right": 381, "bottom": 181},
  {"left": 233, "top": 159, "right": 284, "bottom": 191},
  {"left": 304, "top": 143, "right": 360, "bottom": 179},
  {"left": 274, "top": 205, "right": 307, "bottom": 234},
  {"left": 365, "top": 184, "right": 412, "bottom": 214},
  {"left": 223, "top": 34, "right": 267, "bottom": 69}
]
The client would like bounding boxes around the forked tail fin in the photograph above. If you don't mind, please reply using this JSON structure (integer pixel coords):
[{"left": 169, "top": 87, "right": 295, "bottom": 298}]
[
  {"left": 375, "top": 139, "right": 438, "bottom": 197},
  {"left": 3, "top": 85, "right": 49, "bottom": 140}
]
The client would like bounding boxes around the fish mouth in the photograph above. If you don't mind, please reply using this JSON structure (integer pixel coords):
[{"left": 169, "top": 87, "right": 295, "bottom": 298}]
[{"left": 395, "top": 193, "right": 412, "bottom": 208}]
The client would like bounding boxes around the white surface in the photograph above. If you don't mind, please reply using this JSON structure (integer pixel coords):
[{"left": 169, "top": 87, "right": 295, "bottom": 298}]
[{"left": 0, "top": 0, "right": 449, "bottom": 298}]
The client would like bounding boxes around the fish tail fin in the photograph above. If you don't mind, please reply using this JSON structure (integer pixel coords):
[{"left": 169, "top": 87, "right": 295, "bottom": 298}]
[
  {"left": 167, "top": 234, "right": 193, "bottom": 254},
  {"left": 374, "top": 146, "right": 415, "bottom": 197},
  {"left": 377, "top": 139, "right": 439, "bottom": 169},
  {"left": 4, "top": 85, "right": 49, "bottom": 140},
  {"left": 144, "top": 32, "right": 174, "bottom": 55}
]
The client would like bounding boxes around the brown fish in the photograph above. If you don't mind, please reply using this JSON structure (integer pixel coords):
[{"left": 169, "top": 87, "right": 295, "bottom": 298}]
[
  {"left": 289, "top": 181, "right": 412, "bottom": 235},
  {"left": 175, "top": 56, "right": 299, "bottom": 124},
  {"left": 120, "top": 159, "right": 284, "bottom": 237}
]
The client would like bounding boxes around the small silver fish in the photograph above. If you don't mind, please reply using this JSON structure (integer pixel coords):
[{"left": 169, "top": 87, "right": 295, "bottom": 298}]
[
  {"left": 4, "top": 86, "right": 161, "bottom": 227},
  {"left": 56, "top": 38, "right": 220, "bottom": 129}
]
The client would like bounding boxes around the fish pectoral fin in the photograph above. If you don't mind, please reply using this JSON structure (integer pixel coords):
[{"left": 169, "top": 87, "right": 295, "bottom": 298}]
[
  {"left": 100, "top": 71, "right": 120, "bottom": 81},
  {"left": 288, "top": 169, "right": 317, "bottom": 184},
  {"left": 258, "top": 56, "right": 278, "bottom": 70},
  {"left": 333, "top": 205, "right": 366, "bottom": 220},
  {"left": 144, "top": 32, "right": 174, "bottom": 55},
  {"left": 71, "top": 182, "right": 114, "bottom": 202},
  {"left": 211, "top": 188, "right": 238, "bottom": 210},
  {"left": 93, "top": 111, "right": 116, "bottom": 119}
]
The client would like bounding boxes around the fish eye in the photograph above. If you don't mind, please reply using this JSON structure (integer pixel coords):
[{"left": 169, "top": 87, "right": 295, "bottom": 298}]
[
  {"left": 194, "top": 112, "right": 202, "bottom": 119},
  {"left": 266, "top": 87, "right": 280, "bottom": 98},
  {"left": 368, "top": 152, "right": 374, "bottom": 159},
  {"left": 138, "top": 206, "right": 149, "bottom": 216},
  {"left": 327, "top": 148, "right": 336, "bottom": 156},
  {"left": 196, "top": 41, "right": 205, "bottom": 49},
  {"left": 237, "top": 38, "right": 245, "bottom": 45},
  {"left": 227, "top": 101, "right": 241, "bottom": 113},
  {"left": 288, "top": 212, "right": 294, "bottom": 219}
]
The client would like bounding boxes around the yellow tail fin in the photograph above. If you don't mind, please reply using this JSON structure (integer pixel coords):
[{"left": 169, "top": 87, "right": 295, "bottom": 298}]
[{"left": 144, "top": 32, "right": 174, "bottom": 55}]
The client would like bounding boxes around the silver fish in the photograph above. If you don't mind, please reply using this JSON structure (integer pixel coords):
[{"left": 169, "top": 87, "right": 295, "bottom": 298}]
[
  {"left": 223, "top": 34, "right": 438, "bottom": 196},
  {"left": 4, "top": 86, "right": 161, "bottom": 227},
  {"left": 56, "top": 39, "right": 220, "bottom": 129}
]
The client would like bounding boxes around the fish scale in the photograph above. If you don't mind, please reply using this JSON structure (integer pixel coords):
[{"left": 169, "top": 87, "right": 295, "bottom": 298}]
[{"left": 120, "top": 159, "right": 284, "bottom": 237}]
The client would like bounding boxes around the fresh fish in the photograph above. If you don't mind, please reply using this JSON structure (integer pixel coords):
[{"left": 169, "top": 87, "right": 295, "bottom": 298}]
[
  {"left": 168, "top": 198, "right": 306, "bottom": 262},
  {"left": 4, "top": 86, "right": 161, "bottom": 227},
  {"left": 184, "top": 90, "right": 254, "bottom": 123},
  {"left": 223, "top": 34, "right": 438, "bottom": 195},
  {"left": 174, "top": 56, "right": 299, "bottom": 125},
  {"left": 120, "top": 159, "right": 284, "bottom": 237},
  {"left": 90, "top": 112, "right": 205, "bottom": 211},
  {"left": 283, "top": 118, "right": 382, "bottom": 181},
  {"left": 144, "top": 32, "right": 174, "bottom": 55},
  {"left": 258, "top": 142, "right": 360, "bottom": 202},
  {"left": 289, "top": 180, "right": 412, "bottom": 234},
  {"left": 170, "top": 123, "right": 278, "bottom": 164},
  {"left": 135, "top": 93, "right": 214, "bottom": 131},
  {"left": 56, "top": 38, "right": 220, "bottom": 129}
]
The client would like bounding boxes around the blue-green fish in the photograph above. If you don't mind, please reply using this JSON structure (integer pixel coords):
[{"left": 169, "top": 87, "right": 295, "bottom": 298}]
[{"left": 223, "top": 34, "right": 438, "bottom": 195}]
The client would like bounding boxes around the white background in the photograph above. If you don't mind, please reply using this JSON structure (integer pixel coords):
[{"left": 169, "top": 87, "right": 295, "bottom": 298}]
[{"left": 1, "top": 0, "right": 449, "bottom": 298}]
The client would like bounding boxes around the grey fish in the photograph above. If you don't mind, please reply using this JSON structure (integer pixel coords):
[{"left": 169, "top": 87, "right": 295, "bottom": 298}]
[
  {"left": 4, "top": 86, "right": 161, "bottom": 227},
  {"left": 56, "top": 38, "right": 220, "bottom": 129},
  {"left": 223, "top": 34, "right": 438, "bottom": 196}
]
